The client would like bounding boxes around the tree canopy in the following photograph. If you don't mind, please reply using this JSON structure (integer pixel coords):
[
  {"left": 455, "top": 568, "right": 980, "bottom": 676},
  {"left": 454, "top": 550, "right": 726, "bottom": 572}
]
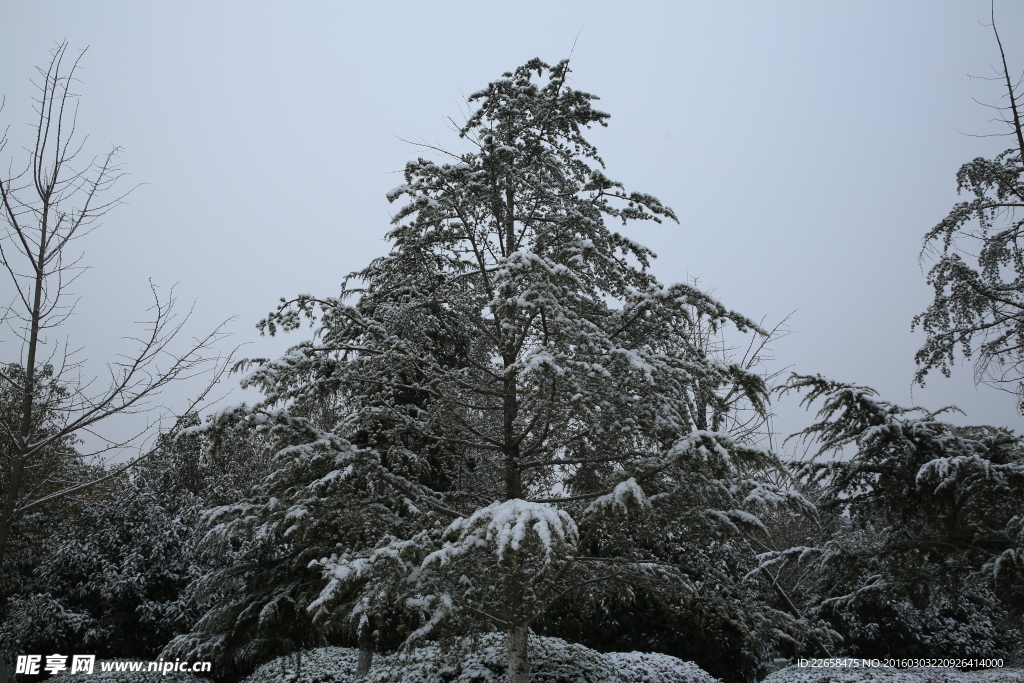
[
  {"left": 913, "top": 11, "right": 1024, "bottom": 413},
  {"left": 766, "top": 374, "right": 1024, "bottom": 660},
  {"left": 164, "top": 58, "right": 809, "bottom": 683}
]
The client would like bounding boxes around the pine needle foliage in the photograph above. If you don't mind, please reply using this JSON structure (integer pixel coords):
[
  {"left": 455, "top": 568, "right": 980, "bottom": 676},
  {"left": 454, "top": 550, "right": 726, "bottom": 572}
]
[
  {"left": 913, "top": 10, "right": 1024, "bottom": 413},
  {"left": 172, "top": 59, "right": 807, "bottom": 682},
  {"left": 768, "top": 374, "right": 1024, "bottom": 660}
]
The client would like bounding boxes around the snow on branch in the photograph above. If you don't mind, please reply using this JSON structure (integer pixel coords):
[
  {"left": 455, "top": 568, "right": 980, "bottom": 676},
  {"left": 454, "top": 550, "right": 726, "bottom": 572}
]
[
  {"left": 583, "top": 478, "right": 651, "bottom": 521},
  {"left": 424, "top": 499, "right": 578, "bottom": 568}
]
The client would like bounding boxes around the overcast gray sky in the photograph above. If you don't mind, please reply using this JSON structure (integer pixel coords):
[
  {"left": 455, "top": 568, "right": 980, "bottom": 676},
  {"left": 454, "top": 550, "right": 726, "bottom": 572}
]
[{"left": 3, "top": 1, "right": 1023, "bottom": 456}]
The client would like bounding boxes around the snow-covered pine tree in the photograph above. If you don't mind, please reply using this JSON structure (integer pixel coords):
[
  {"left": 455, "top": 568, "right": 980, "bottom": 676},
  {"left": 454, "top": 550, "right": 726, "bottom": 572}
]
[
  {"left": 764, "top": 374, "right": 1024, "bottom": 659},
  {"left": 912, "top": 10, "right": 1024, "bottom": 413},
  {"left": 238, "top": 59, "right": 812, "bottom": 682}
]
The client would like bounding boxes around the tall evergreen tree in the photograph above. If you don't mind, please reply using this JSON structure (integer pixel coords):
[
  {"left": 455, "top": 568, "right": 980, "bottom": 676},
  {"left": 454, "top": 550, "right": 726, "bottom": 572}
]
[
  {"left": 913, "top": 9, "right": 1024, "bottom": 411},
  {"left": 174, "top": 58, "right": 809, "bottom": 683}
]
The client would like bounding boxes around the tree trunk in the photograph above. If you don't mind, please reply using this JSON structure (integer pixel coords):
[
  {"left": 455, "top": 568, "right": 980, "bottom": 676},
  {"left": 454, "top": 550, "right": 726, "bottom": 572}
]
[
  {"left": 0, "top": 650, "right": 13, "bottom": 683},
  {"left": 0, "top": 242, "right": 44, "bottom": 568},
  {"left": 356, "top": 619, "right": 375, "bottom": 677},
  {"left": 502, "top": 356, "right": 522, "bottom": 501},
  {"left": 506, "top": 625, "right": 529, "bottom": 683},
  {"left": 0, "top": 456, "right": 26, "bottom": 567}
]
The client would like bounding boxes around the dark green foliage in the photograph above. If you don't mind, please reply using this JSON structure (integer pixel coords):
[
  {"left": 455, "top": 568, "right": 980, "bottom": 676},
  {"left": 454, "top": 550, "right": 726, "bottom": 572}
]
[
  {"left": 536, "top": 575, "right": 778, "bottom": 683},
  {"left": 0, "top": 364, "right": 87, "bottom": 628},
  {"left": 0, "top": 416, "right": 268, "bottom": 661},
  {"left": 769, "top": 374, "right": 1024, "bottom": 661},
  {"left": 0, "top": 478, "right": 196, "bottom": 659},
  {"left": 161, "top": 407, "right": 427, "bottom": 678}
]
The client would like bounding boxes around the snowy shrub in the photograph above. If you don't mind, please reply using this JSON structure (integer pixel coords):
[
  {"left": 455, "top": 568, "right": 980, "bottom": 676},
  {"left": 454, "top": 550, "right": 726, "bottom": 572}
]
[
  {"left": 904, "top": 669, "right": 983, "bottom": 683},
  {"left": 244, "top": 647, "right": 360, "bottom": 683},
  {"left": 763, "top": 667, "right": 1024, "bottom": 683},
  {"left": 901, "top": 669, "right": 1024, "bottom": 683},
  {"left": 969, "top": 669, "right": 1024, "bottom": 683},
  {"left": 0, "top": 483, "right": 197, "bottom": 659},
  {"left": 239, "top": 640, "right": 724, "bottom": 683},
  {"left": 1, "top": 414, "right": 270, "bottom": 662},
  {"left": 924, "top": 670, "right": 1024, "bottom": 683},
  {"left": 762, "top": 666, "right": 919, "bottom": 682},
  {"left": 606, "top": 651, "right": 720, "bottom": 683},
  {"left": 365, "top": 633, "right": 625, "bottom": 683}
]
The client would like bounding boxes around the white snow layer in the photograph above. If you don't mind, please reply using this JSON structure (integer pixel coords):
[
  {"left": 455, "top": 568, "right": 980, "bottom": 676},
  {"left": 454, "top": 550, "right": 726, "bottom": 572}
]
[
  {"left": 606, "top": 651, "right": 721, "bottom": 683},
  {"left": 763, "top": 666, "right": 1024, "bottom": 683},
  {"left": 584, "top": 478, "right": 652, "bottom": 520},
  {"left": 237, "top": 637, "right": 724, "bottom": 683},
  {"left": 245, "top": 647, "right": 359, "bottom": 683},
  {"left": 425, "top": 499, "right": 578, "bottom": 567}
]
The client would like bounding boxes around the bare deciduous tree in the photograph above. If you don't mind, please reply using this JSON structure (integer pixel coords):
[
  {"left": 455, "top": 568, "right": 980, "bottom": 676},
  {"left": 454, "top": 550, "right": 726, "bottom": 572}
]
[{"left": 0, "top": 43, "right": 230, "bottom": 567}]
